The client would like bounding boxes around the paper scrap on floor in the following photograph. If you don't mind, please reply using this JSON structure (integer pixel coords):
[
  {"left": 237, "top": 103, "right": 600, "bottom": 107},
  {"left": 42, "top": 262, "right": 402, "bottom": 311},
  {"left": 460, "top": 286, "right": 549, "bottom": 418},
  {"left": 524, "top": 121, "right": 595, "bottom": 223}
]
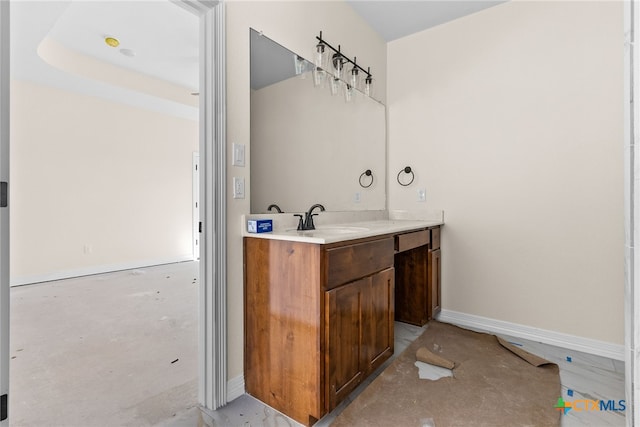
[
  {"left": 414, "top": 346, "right": 455, "bottom": 380},
  {"left": 414, "top": 361, "right": 454, "bottom": 380}
]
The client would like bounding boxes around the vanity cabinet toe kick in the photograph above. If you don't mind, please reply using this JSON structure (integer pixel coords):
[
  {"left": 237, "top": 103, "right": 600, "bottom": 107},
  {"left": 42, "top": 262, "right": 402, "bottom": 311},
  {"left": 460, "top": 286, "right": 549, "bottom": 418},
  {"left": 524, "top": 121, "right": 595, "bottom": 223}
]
[{"left": 243, "top": 225, "right": 442, "bottom": 426}]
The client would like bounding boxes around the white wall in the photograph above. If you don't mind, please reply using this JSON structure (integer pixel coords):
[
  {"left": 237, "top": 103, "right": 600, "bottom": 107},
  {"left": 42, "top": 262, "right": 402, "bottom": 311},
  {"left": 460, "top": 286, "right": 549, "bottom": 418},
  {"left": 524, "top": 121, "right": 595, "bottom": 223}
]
[
  {"left": 387, "top": 0, "right": 624, "bottom": 344},
  {"left": 10, "top": 79, "right": 198, "bottom": 285},
  {"left": 226, "top": 0, "right": 387, "bottom": 381}
]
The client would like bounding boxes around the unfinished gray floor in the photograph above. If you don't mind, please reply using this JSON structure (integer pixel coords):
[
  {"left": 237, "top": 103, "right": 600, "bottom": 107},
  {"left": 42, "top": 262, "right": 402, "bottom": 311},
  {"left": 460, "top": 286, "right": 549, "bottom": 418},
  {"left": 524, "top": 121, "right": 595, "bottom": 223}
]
[
  {"left": 9, "top": 262, "right": 199, "bottom": 427},
  {"left": 161, "top": 323, "right": 625, "bottom": 427},
  {"left": 9, "top": 262, "right": 626, "bottom": 426}
]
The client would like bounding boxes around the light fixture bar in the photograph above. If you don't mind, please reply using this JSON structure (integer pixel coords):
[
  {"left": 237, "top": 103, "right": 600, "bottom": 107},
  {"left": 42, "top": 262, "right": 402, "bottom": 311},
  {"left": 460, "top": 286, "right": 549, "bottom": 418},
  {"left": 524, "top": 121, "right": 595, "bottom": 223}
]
[{"left": 315, "top": 31, "right": 372, "bottom": 80}]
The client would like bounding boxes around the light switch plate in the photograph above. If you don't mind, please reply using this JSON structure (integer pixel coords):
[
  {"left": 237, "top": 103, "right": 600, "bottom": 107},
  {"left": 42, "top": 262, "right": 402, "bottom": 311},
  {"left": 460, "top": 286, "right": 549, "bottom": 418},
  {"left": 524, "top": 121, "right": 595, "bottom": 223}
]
[
  {"left": 232, "top": 143, "right": 245, "bottom": 167},
  {"left": 233, "top": 177, "right": 245, "bottom": 199}
]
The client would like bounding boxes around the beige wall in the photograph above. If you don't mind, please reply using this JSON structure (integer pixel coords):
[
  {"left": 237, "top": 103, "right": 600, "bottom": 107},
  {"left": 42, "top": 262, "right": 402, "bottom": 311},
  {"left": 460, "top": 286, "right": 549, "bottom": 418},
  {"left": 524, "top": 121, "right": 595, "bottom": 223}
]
[
  {"left": 250, "top": 75, "right": 386, "bottom": 213},
  {"left": 226, "top": 0, "right": 387, "bottom": 380},
  {"left": 387, "top": 1, "right": 625, "bottom": 343},
  {"left": 10, "top": 79, "right": 198, "bottom": 284}
]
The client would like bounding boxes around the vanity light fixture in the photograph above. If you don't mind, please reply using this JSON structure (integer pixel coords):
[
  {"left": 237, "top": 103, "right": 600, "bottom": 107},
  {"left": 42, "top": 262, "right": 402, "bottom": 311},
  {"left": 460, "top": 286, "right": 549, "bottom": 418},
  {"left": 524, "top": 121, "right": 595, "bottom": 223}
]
[{"left": 314, "top": 31, "right": 374, "bottom": 100}]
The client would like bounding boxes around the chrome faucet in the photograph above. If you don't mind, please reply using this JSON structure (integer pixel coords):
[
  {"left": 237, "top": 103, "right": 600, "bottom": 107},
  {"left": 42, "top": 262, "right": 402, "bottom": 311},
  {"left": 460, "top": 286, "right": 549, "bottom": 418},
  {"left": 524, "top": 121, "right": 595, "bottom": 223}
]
[{"left": 302, "top": 203, "right": 325, "bottom": 230}]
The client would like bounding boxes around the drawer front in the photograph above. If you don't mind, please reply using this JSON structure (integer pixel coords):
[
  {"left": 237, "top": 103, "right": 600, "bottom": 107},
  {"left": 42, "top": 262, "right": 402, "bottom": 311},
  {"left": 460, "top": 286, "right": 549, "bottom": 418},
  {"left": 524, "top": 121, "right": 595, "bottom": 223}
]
[
  {"left": 395, "top": 230, "right": 430, "bottom": 253},
  {"left": 431, "top": 227, "right": 441, "bottom": 250},
  {"left": 325, "top": 238, "right": 394, "bottom": 289}
]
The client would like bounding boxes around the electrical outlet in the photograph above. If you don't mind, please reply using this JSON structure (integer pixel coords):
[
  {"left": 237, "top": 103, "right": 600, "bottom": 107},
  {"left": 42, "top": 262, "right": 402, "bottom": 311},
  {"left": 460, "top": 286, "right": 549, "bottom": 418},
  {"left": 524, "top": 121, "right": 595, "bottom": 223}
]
[
  {"left": 418, "top": 188, "right": 426, "bottom": 202},
  {"left": 233, "top": 177, "right": 245, "bottom": 199},
  {"left": 354, "top": 192, "right": 361, "bottom": 203}
]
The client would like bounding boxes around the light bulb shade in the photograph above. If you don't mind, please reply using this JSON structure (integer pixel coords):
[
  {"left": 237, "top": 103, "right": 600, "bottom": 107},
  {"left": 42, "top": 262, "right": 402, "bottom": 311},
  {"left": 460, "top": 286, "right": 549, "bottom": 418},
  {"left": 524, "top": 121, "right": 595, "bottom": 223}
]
[
  {"left": 344, "top": 84, "right": 353, "bottom": 102},
  {"left": 314, "top": 43, "right": 328, "bottom": 69},
  {"left": 350, "top": 67, "right": 360, "bottom": 91},
  {"left": 332, "top": 53, "right": 345, "bottom": 79},
  {"left": 330, "top": 77, "right": 341, "bottom": 96},
  {"left": 364, "top": 76, "right": 374, "bottom": 97},
  {"left": 313, "top": 68, "right": 326, "bottom": 87},
  {"left": 294, "top": 55, "right": 306, "bottom": 76}
]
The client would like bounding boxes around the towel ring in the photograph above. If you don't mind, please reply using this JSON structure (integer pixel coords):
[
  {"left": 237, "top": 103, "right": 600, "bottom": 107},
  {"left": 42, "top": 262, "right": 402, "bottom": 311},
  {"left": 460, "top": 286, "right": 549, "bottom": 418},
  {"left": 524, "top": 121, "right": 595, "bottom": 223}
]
[
  {"left": 359, "top": 169, "right": 373, "bottom": 188},
  {"left": 397, "top": 166, "right": 415, "bottom": 187}
]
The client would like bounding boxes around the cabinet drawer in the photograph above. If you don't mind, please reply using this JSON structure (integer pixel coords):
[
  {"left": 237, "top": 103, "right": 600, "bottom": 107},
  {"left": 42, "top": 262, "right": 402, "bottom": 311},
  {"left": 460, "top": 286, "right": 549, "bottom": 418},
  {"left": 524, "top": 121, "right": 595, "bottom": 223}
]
[
  {"left": 431, "top": 227, "right": 440, "bottom": 250},
  {"left": 325, "top": 238, "right": 394, "bottom": 289},
  {"left": 395, "top": 230, "right": 429, "bottom": 253}
]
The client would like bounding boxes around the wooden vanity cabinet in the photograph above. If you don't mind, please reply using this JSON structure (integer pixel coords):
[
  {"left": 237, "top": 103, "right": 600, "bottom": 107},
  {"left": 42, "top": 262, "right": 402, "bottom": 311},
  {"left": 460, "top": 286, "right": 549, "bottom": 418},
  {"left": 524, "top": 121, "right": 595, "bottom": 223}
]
[
  {"left": 325, "top": 266, "right": 394, "bottom": 411},
  {"left": 244, "top": 235, "right": 395, "bottom": 426},
  {"left": 394, "top": 226, "right": 442, "bottom": 326}
]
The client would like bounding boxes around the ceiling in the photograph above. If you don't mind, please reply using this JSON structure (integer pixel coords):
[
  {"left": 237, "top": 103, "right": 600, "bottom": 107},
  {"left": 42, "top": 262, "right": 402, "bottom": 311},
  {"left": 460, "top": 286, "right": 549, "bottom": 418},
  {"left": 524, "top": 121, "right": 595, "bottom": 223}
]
[
  {"left": 11, "top": 1, "right": 199, "bottom": 120},
  {"left": 12, "top": 0, "right": 506, "bottom": 116},
  {"left": 44, "top": 1, "right": 199, "bottom": 89},
  {"left": 346, "top": 0, "right": 506, "bottom": 42}
]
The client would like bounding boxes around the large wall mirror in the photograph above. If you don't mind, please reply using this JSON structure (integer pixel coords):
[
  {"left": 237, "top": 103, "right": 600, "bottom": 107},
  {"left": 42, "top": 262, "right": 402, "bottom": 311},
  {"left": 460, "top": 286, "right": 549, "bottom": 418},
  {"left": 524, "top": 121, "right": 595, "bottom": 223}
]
[{"left": 250, "top": 29, "right": 386, "bottom": 214}]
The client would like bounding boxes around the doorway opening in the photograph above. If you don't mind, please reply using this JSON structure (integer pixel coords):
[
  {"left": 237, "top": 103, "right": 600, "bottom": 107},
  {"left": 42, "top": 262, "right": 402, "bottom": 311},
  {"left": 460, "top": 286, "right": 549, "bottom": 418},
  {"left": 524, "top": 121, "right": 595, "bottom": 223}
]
[{"left": 7, "top": 1, "right": 203, "bottom": 424}]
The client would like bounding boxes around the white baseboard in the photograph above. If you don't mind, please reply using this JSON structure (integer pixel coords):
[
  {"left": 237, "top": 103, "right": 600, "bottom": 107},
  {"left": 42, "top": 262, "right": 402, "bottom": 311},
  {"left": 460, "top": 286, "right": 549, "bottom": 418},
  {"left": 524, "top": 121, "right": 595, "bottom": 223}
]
[
  {"left": 227, "top": 374, "right": 245, "bottom": 402},
  {"left": 10, "top": 256, "right": 195, "bottom": 286},
  {"left": 436, "top": 309, "right": 625, "bottom": 361}
]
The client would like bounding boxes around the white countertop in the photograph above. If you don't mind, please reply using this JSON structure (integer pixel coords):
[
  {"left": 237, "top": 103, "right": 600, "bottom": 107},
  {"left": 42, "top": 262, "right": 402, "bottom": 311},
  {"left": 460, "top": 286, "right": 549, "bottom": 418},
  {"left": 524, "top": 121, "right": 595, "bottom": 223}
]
[{"left": 242, "top": 216, "right": 444, "bottom": 244}]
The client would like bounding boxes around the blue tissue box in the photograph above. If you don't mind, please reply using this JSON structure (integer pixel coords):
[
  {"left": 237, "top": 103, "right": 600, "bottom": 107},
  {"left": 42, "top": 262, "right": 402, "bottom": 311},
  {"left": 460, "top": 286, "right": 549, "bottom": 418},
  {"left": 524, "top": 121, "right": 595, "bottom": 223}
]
[{"left": 247, "top": 219, "right": 273, "bottom": 233}]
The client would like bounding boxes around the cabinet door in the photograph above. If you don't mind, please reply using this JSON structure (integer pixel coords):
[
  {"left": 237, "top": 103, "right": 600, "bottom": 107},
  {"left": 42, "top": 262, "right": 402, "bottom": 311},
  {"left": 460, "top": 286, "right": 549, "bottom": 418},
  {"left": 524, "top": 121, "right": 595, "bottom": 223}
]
[
  {"left": 325, "top": 278, "right": 366, "bottom": 411},
  {"left": 364, "top": 267, "right": 394, "bottom": 374},
  {"left": 428, "top": 248, "right": 441, "bottom": 319}
]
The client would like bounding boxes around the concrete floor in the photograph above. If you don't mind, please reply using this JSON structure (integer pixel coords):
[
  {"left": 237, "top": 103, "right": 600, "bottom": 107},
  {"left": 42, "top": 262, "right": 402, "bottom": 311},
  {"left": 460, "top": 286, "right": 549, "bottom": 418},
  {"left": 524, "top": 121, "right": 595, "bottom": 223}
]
[
  {"left": 8, "top": 261, "right": 626, "bottom": 426},
  {"left": 160, "top": 329, "right": 626, "bottom": 427},
  {"left": 9, "top": 262, "right": 199, "bottom": 427},
  {"left": 157, "top": 322, "right": 428, "bottom": 427}
]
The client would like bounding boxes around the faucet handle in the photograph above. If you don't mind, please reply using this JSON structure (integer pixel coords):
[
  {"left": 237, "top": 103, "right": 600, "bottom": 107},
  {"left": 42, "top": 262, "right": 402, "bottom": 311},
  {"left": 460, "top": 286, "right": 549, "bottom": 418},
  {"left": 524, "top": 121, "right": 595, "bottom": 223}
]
[{"left": 293, "top": 214, "right": 304, "bottom": 231}]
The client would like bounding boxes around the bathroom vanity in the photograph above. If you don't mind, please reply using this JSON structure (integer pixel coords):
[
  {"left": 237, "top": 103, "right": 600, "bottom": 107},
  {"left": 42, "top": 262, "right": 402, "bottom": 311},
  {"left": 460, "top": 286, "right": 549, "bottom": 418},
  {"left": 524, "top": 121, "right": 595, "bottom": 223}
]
[{"left": 243, "top": 219, "right": 442, "bottom": 426}]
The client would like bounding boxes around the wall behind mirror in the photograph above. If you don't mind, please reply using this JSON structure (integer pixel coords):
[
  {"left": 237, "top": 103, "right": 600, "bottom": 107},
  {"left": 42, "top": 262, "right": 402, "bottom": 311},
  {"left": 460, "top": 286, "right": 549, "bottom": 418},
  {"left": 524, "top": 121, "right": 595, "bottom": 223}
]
[{"left": 250, "top": 29, "right": 386, "bottom": 214}]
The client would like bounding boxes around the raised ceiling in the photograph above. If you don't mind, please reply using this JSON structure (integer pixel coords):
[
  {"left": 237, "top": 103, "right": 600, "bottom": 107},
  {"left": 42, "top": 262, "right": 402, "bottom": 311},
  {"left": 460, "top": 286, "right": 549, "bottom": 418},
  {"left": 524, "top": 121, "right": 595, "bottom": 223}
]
[
  {"left": 44, "top": 1, "right": 199, "bottom": 90},
  {"left": 11, "top": 1, "right": 199, "bottom": 120}
]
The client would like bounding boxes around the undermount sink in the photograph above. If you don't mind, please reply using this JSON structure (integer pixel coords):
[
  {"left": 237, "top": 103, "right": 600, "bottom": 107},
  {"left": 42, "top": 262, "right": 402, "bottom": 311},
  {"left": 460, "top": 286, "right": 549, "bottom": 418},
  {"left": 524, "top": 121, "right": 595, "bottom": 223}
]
[{"left": 285, "top": 226, "right": 370, "bottom": 234}]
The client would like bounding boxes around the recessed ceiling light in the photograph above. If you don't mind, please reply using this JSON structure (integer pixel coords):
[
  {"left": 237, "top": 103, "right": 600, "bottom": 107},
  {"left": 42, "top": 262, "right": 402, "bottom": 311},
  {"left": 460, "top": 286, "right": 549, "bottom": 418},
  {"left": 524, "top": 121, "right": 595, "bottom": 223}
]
[
  {"left": 120, "top": 48, "right": 136, "bottom": 58},
  {"left": 104, "top": 37, "right": 120, "bottom": 48}
]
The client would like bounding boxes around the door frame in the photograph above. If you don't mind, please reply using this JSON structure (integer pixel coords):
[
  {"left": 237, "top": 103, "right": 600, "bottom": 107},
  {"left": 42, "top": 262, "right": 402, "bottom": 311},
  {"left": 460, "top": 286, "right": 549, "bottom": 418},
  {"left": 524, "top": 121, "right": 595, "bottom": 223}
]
[
  {"left": 176, "top": 0, "right": 227, "bottom": 411},
  {"left": 624, "top": 1, "right": 639, "bottom": 425},
  {"left": 0, "top": 0, "right": 9, "bottom": 425}
]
